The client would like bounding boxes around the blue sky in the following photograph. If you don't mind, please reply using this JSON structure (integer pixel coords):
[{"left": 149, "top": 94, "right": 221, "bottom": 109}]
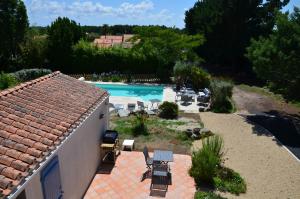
[{"left": 24, "top": 0, "right": 300, "bottom": 28}]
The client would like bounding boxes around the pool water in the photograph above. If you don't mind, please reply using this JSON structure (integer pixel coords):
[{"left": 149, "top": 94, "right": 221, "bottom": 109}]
[{"left": 94, "top": 83, "right": 164, "bottom": 101}]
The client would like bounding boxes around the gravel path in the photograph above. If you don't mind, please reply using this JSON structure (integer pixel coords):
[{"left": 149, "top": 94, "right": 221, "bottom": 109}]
[
  {"left": 233, "top": 87, "right": 300, "bottom": 115},
  {"left": 194, "top": 112, "right": 300, "bottom": 199}
]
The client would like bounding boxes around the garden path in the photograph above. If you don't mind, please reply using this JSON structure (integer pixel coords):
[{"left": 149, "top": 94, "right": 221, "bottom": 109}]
[{"left": 194, "top": 112, "right": 300, "bottom": 199}]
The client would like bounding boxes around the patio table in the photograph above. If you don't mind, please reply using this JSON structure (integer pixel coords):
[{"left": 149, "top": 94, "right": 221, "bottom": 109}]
[{"left": 153, "top": 150, "right": 174, "bottom": 163}]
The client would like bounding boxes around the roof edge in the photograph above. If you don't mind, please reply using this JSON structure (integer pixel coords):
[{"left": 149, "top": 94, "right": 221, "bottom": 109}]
[
  {"left": 7, "top": 94, "right": 109, "bottom": 199},
  {"left": 0, "top": 71, "right": 61, "bottom": 98}
]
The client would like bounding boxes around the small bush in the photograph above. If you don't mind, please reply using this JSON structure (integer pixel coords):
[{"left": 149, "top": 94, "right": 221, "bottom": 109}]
[
  {"left": 191, "top": 66, "right": 211, "bottom": 90},
  {"left": 92, "top": 73, "right": 98, "bottom": 81},
  {"left": 0, "top": 72, "right": 19, "bottom": 90},
  {"left": 158, "top": 101, "right": 179, "bottom": 119},
  {"left": 173, "top": 61, "right": 191, "bottom": 85},
  {"left": 210, "top": 79, "right": 234, "bottom": 113},
  {"left": 101, "top": 76, "right": 110, "bottom": 82},
  {"left": 194, "top": 191, "right": 226, "bottom": 199},
  {"left": 214, "top": 167, "right": 247, "bottom": 195},
  {"left": 190, "top": 147, "right": 219, "bottom": 185},
  {"left": 13, "top": 68, "right": 52, "bottom": 82},
  {"left": 132, "top": 110, "right": 149, "bottom": 136},
  {"left": 111, "top": 76, "right": 121, "bottom": 82},
  {"left": 202, "top": 135, "right": 224, "bottom": 162}
]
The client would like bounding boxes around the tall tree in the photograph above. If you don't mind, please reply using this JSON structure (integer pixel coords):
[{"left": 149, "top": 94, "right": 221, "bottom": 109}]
[
  {"left": 246, "top": 8, "right": 300, "bottom": 100},
  {"left": 0, "top": 0, "right": 29, "bottom": 71},
  {"left": 133, "top": 26, "right": 204, "bottom": 81},
  {"left": 47, "top": 17, "right": 83, "bottom": 72},
  {"left": 185, "top": 0, "right": 289, "bottom": 72}
]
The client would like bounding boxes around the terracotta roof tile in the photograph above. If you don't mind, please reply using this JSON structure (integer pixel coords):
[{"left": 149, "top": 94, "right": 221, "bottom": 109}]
[
  {"left": 0, "top": 131, "right": 10, "bottom": 139},
  {"left": 2, "top": 140, "right": 16, "bottom": 149},
  {"left": 14, "top": 144, "right": 28, "bottom": 153},
  {"left": 11, "top": 122, "right": 24, "bottom": 130},
  {"left": 8, "top": 135, "right": 23, "bottom": 143},
  {"left": 51, "top": 129, "right": 63, "bottom": 136},
  {"left": 0, "top": 175, "right": 12, "bottom": 189},
  {"left": 11, "top": 160, "right": 28, "bottom": 172},
  {"left": 1, "top": 167, "right": 21, "bottom": 180},
  {"left": 21, "top": 138, "right": 35, "bottom": 147},
  {"left": 15, "top": 130, "right": 29, "bottom": 138},
  {"left": 0, "top": 156, "right": 14, "bottom": 167},
  {"left": 1, "top": 118, "right": 13, "bottom": 126},
  {"left": 18, "top": 154, "right": 35, "bottom": 165},
  {"left": 5, "top": 149, "right": 21, "bottom": 160},
  {"left": 26, "top": 148, "right": 42, "bottom": 158},
  {"left": 5, "top": 126, "right": 18, "bottom": 134},
  {"left": 0, "top": 123, "right": 5, "bottom": 130},
  {"left": 0, "top": 71, "right": 108, "bottom": 198}
]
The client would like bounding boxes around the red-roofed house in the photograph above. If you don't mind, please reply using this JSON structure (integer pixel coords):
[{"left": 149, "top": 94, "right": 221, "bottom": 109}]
[
  {"left": 93, "top": 34, "right": 135, "bottom": 48},
  {"left": 0, "top": 72, "right": 109, "bottom": 199}
]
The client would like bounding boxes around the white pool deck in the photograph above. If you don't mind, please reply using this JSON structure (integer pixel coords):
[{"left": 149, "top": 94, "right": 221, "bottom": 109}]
[{"left": 85, "top": 81, "right": 200, "bottom": 113}]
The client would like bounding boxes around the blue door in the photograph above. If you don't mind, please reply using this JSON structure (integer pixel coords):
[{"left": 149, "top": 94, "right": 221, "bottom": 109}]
[{"left": 41, "top": 156, "right": 63, "bottom": 199}]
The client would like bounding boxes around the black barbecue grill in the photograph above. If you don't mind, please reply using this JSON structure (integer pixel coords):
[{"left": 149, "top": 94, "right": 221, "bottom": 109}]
[
  {"left": 101, "top": 130, "right": 120, "bottom": 163},
  {"left": 102, "top": 130, "right": 119, "bottom": 144}
]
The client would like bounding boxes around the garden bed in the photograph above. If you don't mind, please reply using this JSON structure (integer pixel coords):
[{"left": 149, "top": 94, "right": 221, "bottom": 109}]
[{"left": 109, "top": 113, "right": 203, "bottom": 154}]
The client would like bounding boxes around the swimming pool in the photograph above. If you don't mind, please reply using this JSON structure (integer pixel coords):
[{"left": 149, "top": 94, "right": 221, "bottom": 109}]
[{"left": 94, "top": 83, "right": 164, "bottom": 101}]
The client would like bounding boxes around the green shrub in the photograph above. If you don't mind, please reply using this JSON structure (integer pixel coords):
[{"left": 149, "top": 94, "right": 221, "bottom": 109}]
[
  {"left": 194, "top": 191, "right": 226, "bottom": 199},
  {"left": 190, "top": 136, "right": 224, "bottom": 185},
  {"left": 111, "top": 76, "right": 121, "bottom": 82},
  {"left": 0, "top": 72, "right": 19, "bottom": 90},
  {"left": 92, "top": 73, "right": 98, "bottom": 81},
  {"left": 158, "top": 101, "right": 179, "bottom": 119},
  {"left": 173, "top": 61, "right": 191, "bottom": 85},
  {"left": 214, "top": 167, "right": 247, "bottom": 195},
  {"left": 13, "top": 68, "right": 52, "bottom": 82},
  {"left": 202, "top": 135, "right": 224, "bottom": 163},
  {"left": 210, "top": 79, "right": 234, "bottom": 113},
  {"left": 190, "top": 146, "right": 219, "bottom": 185},
  {"left": 101, "top": 76, "right": 110, "bottom": 82},
  {"left": 191, "top": 135, "right": 246, "bottom": 195},
  {"left": 191, "top": 66, "right": 210, "bottom": 90},
  {"left": 132, "top": 110, "right": 149, "bottom": 136}
]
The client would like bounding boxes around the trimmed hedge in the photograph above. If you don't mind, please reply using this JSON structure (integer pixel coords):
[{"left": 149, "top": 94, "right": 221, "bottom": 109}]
[{"left": 13, "top": 68, "right": 52, "bottom": 82}]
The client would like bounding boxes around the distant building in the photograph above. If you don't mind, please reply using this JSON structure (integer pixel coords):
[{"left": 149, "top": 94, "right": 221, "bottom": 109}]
[{"left": 93, "top": 34, "right": 137, "bottom": 48}]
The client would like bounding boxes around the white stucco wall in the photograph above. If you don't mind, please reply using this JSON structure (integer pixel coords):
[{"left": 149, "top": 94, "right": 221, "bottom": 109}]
[{"left": 23, "top": 97, "right": 109, "bottom": 199}]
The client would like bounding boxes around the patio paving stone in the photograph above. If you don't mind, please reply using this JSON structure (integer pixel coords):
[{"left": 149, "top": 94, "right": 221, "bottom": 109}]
[{"left": 84, "top": 151, "right": 195, "bottom": 199}]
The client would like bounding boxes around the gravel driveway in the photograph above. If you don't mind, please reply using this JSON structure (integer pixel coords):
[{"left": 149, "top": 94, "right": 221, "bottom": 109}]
[{"left": 194, "top": 112, "right": 300, "bottom": 199}]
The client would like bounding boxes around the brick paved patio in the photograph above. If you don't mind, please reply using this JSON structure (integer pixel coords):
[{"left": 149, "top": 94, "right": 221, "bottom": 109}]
[{"left": 84, "top": 151, "right": 195, "bottom": 199}]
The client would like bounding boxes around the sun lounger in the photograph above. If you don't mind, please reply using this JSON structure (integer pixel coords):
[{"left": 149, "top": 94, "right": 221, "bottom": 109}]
[
  {"left": 118, "top": 109, "right": 130, "bottom": 117},
  {"left": 127, "top": 103, "right": 136, "bottom": 113},
  {"left": 197, "top": 88, "right": 211, "bottom": 103},
  {"left": 181, "top": 95, "right": 193, "bottom": 106},
  {"left": 137, "top": 101, "right": 148, "bottom": 110},
  {"left": 145, "top": 110, "right": 156, "bottom": 115}
]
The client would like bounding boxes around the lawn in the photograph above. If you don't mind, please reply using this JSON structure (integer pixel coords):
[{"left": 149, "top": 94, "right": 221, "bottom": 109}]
[
  {"left": 237, "top": 84, "right": 300, "bottom": 109},
  {"left": 109, "top": 113, "right": 203, "bottom": 154}
]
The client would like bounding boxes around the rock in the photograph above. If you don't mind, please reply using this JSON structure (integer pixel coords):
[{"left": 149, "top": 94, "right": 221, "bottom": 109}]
[
  {"left": 191, "top": 133, "right": 201, "bottom": 140},
  {"left": 199, "top": 107, "right": 206, "bottom": 112},
  {"left": 200, "top": 128, "right": 211, "bottom": 135},
  {"left": 185, "top": 129, "right": 193, "bottom": 137}
]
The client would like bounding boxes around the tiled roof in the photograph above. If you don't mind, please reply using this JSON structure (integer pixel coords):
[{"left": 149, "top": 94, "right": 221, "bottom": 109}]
[{"left": 0, "top": 72, "right": 108, "bottom": 198}]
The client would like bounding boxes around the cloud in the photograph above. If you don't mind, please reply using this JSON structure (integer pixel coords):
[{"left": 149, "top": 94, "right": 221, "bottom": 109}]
[
  {"left": 27, "top": 0, "right": 169, "bottom": 21},
  {"left": 149, "top": 9, "right": 173, "bottom": 22}
]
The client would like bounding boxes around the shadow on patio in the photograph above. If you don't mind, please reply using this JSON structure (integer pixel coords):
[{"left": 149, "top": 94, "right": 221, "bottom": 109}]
[{"left": 84, "top": 151, "right": 195, "bottom": 199}]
